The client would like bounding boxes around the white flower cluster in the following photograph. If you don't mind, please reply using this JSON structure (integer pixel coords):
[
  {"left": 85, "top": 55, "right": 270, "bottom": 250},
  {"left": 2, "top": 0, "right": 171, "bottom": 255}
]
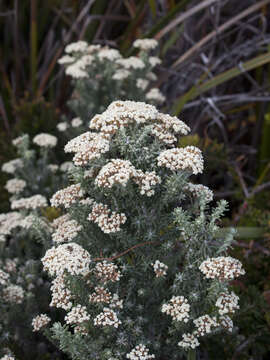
[
  {"left": 178, "top": 333, "right": 200, "bottom": 349},
  {"left": 152, "top": 113, "right": 190, "bottom": 144},
  {"left": 88, "top": 202, "right": 127, "bottom": 233},
  {"left": 133, "top": 38, "right": 158, "bottom": 51},
  {"left": 146, "top": 88, "right": 165, "bottom": 104},
  {"left": 65, "top": 304, "right": 90, "bottom": 325},
  {"left": 161, "top": 296, "right": 190, "bottom": 322},
  {"left": 32, "top": 314, "right": 51, "bottom": 332},
  {"left": 64, "top": 131, "right": 97, "bottom": 152},
  {"left": 133, "top": 170, "right": 161, "bottom": 197},
  {"left": 97, "top": 47, "right": 121, "bottom": 61},
  {"left": 90, "top": 100, "right": 157, "bottom": 133},
  {"left": 74, "top": 324, "right": 88, "bottom": 336},
  {"left": 58, "top": 55, "right": 74, "bottom": 65},
  {"left": 12, "top": 134, "right": 28, "bottom": 147},
  {"left": 80, "top": 197, "right": 94, "bottom": 206},
  {"left": 57, "top": 122, "right": 69, "bottom": 132},
  {"left": 48, "top": 164, "right": 59, "bottom": 173},
  {"left": 89, "top": 286, "right": 111, "bottom": 304},
  {"left": 151, "top": 260, "right": 168, "bottom": 277},
  {"left": 0, "top": 269, "right": 10, "bottom": 285},
  {"left": 65, "top": 40, "right": 88, "bottom": 54},
  {"left": 62, "top": 43, "right": 122, "bottom": 79},
  {"left": 199, "top": 256, "right": 245, "bottom": 280},
  {"left": 95, "top": 159, "right": 161, "bottom": 197},
  {"left": 149, "top": 56, "right": 161, "bottom": 67},
  {"left": 65, "top": 63, "right": 88, "bottom": 78},
  {"left": 52, "top": 218, "right": 82, "bottom": 244},
  {"left": 193, "top": 315, "right": 218, "bottom": 336},
  {"left": 93, "top": 307, "right": 121, "bottom": 328},
  {"left": 91, "top": 100, "right": 189, "bottom": 148},
  {"left": 71, "top": 117, "right": 83, "bottom": 127},
  {"left": 42, "top": 242, "right": 91, "bottom": 276},
  {"left": 116, "top": 57, "right": 145, "bottom": 70},
  {"left": 94, "top": 261, "right": 122, "bottom": 283},
  {"left": 185, "top": 183, "right": 214, "bottom": 203},
  {"left": 136, "top": 78, "right": 149, "bottom": 90},
  {"left": 0, "top": 212, "right": 23, "bottom": 236},
  {"left": 52, "top": 214, "right": 71, "bottom": 228},
  {"left": 157, "top": 146, "right": 204, "bottom": 175},
  {"left": 33, "top": 133, "right": 57, "bottom": 148},
  {"left": 3, "top": 284, "right": 24, "bottom": 304},
  {"left": 112, "top": 69, "right": 131, "bottom": 80},
  {"left": 95, "top": 159, "right": 137, "bottom": 188},
  {"left": 11, "top": 194, "right": 48, "bottom": 210},
  {"left": 215, "top": 292, "right": 239, "bottom": 315},
  {"left": 66, "top": 133, "right": 110, "bottom": 166},
  {"left": 5, "top": 178, "right": 26, "bottom": 194},
  {"left": 126, "top": 344, "right": 155, "bottom": 360},
  {"left": 0, "top": 355, "right": 15, "bottom": 360},
  {"left": 1, "top": 158, "right": 23, "bottom": 174},
  {"left": 50, "top": 275, "right": 73, "bottom": 310},
  {"left": 50, "top": 184, "right": 84, "bottom": 208}
]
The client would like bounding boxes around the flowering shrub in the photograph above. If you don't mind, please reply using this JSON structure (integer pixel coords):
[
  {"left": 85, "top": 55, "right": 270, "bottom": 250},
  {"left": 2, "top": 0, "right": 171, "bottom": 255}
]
[{"left": 34, "top": 100, "right": 245, "bottom": 360}]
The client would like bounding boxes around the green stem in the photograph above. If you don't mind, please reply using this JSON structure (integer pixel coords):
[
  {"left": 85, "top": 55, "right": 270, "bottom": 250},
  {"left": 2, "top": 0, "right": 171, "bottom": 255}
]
[{"left": 187, "top": 349, "right": 196, "bottom": 360}]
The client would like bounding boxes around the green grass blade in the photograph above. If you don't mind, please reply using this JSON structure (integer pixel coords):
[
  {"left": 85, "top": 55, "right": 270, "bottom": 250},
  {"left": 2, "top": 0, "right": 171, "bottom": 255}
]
[
  {"left": 161, "top": 24, "right": 184, "bottom": 57},
  {"left": 219, "top": 227, "right": 266, "bottom": 239}
]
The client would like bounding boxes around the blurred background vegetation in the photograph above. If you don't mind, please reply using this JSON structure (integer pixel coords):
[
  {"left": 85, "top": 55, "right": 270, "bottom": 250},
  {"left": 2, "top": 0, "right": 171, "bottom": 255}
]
[{"left": 1, "top": 0, "right": 270, "bottom": 358}]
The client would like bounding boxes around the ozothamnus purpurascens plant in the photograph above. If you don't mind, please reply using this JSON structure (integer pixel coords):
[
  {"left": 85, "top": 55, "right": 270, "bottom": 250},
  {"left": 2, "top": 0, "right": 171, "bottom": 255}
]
[{"left": 36, "top": 100, "right": 244, "bottom": 360}]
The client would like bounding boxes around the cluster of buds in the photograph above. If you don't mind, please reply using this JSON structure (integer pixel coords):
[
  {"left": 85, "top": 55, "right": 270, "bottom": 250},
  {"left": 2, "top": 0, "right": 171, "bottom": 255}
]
[
  {"left": 126, "top": 344, "right": 155, "bottom": 360},
  {"left": 151, "top": 260, "right": 168, "bottom": 277},
  {"left": 41, "top": 243, "right": 91, "bottom": 276},
  {"left": 32, "top": 314, "right": 51, "bottom": 332},
  {"left": 199, "top": 256, "right": 245, "bottom": 280},
  {"left": 94, "top": 261, "right": 122, "bottom": 283},
  {"left": 88, "top": 202, "right": 127, "bottom": 233},
  {"left": 161, "top": 296, "right": 190, "bottom": 322},
  {"left": 93, "top": 307, "right": 121, "bottom": 328},
  {"left": 51, "top": 184, "right": 84, "bottom": 208}
]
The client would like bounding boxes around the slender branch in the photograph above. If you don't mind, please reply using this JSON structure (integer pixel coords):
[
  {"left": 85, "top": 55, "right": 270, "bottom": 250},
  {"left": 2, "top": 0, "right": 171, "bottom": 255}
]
[
  {"left": 250, "top": 180, "right": 270, "bottom": 197},
  {"left": 234, "top": 163, "right": 249, "bottom": 198},
  {"left": 93, "top": 240, "right": 159, "bottom": 262}
]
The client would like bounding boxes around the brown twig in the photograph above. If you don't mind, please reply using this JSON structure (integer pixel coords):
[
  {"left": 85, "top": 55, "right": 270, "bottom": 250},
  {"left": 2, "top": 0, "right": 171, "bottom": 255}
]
[{"left": 93, "top": 240, "right": 159, "bottom": 262}]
